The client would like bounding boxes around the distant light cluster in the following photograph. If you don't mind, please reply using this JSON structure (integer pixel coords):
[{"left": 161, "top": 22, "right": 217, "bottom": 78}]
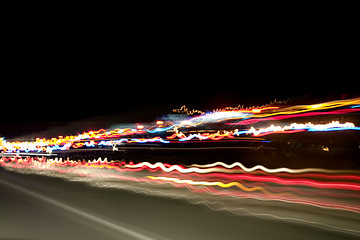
[{"left": 0, "top": 97, "right": 359, "bottom": 154}]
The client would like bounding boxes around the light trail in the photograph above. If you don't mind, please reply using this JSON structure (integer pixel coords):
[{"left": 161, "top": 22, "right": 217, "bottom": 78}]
[
  {"left": 227, "top": 108, "right": 360, "bottom": 125},
  {"left": 2, "top": 155, "right": 360, "bottom": 237},
  {"left": 2, "top": 157, "right": 360, "bottom": 201},
  {"left": 2, "top": 119, "right": 358, "bottom": 153},
  {"left": 146, "top": 176, "right": 268, "bottom": 193},
  {"left": 178, "top": 97, "right": 360, "bottom": 126},
  {"left": 150, "top": 172, "right": 360, "bottom": 191},
  {"left": 1, "top": 97, "right": 360, "bottom": 153},
  {"left": 188, "top": 162, "right": 360, "bottom": 174}
]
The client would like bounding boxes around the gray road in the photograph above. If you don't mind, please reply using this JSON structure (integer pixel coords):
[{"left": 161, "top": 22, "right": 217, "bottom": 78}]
[{"left": 0, "top": 167, "right": 359, "bottom": 240}]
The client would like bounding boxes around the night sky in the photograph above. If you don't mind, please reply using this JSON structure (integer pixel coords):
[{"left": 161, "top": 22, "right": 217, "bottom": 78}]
[{"left": 1, "top": 21, "right": 358, "bottom": 139}]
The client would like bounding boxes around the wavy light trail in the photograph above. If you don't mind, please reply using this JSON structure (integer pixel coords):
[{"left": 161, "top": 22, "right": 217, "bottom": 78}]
[
  {"left": 146, "top": 176, "right": 268, "bottom": 193},
  {"left": 188, "top": 161, "right": 360, "bottom": 174},
  {"left": 1, "top": 155, "right": 360, "bottom": 238},
  {"left": 2, "top": 157, "right": 359, "bottom": 199},
  {"left": 1, "top": 97, "right": 360, "bottom": 153},
  {"left": 1, "top": 120, "right": 357, "bottom": 153}
]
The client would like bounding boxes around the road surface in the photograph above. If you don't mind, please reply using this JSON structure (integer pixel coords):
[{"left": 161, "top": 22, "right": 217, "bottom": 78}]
[{"left": 0, "top": 167, "right": 359, "bottom": 240}]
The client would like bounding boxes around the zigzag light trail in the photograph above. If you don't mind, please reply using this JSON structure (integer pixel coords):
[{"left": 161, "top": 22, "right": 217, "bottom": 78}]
[{"left": 1, "top": 156, "right": 360, "bottom": 219}]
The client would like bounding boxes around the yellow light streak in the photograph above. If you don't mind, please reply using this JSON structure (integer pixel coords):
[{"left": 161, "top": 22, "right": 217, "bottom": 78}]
[{"left": 146, "top": 176, "right": 268, "bottom": 194}]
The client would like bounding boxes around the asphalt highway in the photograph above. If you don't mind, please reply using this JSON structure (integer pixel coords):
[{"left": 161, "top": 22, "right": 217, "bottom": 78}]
[{"left": 0, "top": 167, "right": 359, "bottom": 240}]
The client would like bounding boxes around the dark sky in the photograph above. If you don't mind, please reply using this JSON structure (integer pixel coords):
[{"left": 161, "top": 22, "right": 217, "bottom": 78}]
[{"left": 1, "top": 19, "right": 358, "bottom": 139}]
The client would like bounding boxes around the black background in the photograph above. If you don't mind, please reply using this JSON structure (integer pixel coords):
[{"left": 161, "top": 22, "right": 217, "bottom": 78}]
[{"left": 1, "top": 14, "right": 358, "bottom": 139}]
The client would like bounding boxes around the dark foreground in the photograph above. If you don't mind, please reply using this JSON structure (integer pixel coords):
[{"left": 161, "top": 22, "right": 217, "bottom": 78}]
[{"left": 0, "top": 167, "right": 359, "bottom": 240}]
